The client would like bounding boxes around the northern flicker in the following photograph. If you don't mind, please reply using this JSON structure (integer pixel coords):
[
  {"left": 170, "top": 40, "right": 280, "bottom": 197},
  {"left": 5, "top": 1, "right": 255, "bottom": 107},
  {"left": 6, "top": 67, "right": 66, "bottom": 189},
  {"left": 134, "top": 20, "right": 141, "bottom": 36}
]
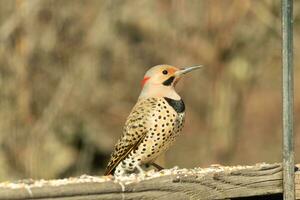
[{"left": 104, "top": 64, "right": 202, "bottom": 176}]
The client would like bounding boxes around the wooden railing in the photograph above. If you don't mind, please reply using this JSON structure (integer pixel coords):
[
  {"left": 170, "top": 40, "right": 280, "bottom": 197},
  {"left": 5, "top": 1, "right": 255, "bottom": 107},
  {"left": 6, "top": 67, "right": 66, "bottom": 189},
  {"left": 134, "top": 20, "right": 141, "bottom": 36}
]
[{"left": 0, "top": 163, "right": 299, "bottom": 200}]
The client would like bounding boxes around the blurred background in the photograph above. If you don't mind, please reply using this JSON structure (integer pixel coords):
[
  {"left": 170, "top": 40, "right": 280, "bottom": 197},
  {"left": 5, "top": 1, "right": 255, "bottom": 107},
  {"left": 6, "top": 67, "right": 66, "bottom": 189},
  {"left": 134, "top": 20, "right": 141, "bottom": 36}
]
[{"left": 0, "top": 0, "right": 299, "bottom": 181}]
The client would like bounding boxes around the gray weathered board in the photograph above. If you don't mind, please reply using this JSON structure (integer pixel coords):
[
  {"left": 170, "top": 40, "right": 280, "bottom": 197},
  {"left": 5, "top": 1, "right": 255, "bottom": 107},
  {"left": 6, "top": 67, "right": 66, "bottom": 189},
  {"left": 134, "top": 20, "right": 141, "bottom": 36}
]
[{"left": 0, "top": 163, "right": 299, "bottom": 200}]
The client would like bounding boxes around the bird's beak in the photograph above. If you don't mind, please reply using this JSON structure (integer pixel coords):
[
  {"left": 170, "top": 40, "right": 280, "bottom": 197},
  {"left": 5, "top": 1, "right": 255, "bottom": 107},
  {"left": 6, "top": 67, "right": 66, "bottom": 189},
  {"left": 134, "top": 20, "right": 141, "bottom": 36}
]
[{"left": 174, "top": 65, "right": 204, "bottom": 77}]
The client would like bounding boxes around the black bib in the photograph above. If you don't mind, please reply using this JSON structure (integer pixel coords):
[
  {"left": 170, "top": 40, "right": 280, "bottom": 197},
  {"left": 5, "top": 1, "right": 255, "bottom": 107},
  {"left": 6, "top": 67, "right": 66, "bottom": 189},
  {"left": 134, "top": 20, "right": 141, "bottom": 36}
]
[{"left": 164, "top": 97, "right": 185, "bottom": 113}]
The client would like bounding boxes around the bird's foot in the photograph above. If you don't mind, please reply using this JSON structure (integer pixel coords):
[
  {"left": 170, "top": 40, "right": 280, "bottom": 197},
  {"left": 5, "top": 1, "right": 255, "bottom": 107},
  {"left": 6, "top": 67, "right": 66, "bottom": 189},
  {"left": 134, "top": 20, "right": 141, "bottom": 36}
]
[{"left": 135, "top": 165, "right": 146, "bottom": 176}]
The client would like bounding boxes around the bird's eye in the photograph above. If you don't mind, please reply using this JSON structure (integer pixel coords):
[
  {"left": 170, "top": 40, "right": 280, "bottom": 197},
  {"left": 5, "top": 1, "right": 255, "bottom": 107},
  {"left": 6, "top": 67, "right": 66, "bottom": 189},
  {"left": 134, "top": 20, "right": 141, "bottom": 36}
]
[{"left": 162, "top": 70, "right": 168, "bottom": 75}]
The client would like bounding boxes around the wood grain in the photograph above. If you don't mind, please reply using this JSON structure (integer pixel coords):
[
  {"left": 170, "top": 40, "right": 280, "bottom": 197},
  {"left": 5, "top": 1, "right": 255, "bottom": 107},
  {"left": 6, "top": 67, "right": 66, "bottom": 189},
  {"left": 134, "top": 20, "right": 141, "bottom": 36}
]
[{"left": 0, "top": 163, "right": 299, "bottom": 200}]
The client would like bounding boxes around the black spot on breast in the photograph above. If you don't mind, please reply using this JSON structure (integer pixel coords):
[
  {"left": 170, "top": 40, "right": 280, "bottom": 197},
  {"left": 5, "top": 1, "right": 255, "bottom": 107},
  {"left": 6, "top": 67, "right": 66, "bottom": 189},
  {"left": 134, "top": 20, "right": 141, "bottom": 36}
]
[
  {"left": 164, "top": 97, "right": 185, "bottom": 113},
  {"left": 163, "top": 76, "right": 175, "bottom": 86}
]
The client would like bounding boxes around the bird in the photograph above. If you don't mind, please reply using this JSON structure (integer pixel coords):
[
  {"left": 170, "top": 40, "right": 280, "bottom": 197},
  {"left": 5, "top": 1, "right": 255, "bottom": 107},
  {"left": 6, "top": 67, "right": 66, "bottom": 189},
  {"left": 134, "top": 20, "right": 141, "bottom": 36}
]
[{"left": 104, "top": 64, "right": 203, "bottom": 176}]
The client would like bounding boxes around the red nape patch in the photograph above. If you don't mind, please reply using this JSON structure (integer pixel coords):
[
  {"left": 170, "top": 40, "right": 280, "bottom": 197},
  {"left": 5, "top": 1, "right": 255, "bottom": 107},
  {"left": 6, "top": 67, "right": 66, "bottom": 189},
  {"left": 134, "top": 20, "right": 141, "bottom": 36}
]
[{"left": 141, "top": 76, "right": 150, "bottom": 87}]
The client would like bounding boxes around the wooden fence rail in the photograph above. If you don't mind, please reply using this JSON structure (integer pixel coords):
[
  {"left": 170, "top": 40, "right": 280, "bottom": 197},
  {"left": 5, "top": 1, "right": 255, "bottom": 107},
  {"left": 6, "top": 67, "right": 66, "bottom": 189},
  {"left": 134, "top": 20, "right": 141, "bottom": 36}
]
[{"left": 0, "top": 163, "right": 299, "bottom": 200}]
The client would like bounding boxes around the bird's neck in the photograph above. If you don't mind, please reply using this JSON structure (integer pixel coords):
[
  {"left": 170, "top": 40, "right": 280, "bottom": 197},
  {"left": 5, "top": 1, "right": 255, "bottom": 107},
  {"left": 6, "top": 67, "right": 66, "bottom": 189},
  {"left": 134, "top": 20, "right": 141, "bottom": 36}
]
[{"left": 138, "top": 84, "right": 181, "bottom": 100}]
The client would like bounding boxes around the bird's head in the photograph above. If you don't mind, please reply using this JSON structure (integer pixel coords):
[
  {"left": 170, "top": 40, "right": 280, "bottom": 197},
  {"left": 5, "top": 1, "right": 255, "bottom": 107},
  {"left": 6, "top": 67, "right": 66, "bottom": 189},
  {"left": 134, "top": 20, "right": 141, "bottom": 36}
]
[{"left": 139, "top": 64, "right": 203, "bottom": 100}]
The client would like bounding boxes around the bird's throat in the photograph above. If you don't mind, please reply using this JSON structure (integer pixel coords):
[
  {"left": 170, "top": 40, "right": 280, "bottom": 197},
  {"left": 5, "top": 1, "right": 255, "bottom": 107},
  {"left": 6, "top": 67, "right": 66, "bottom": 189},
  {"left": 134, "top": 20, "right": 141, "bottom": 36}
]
[{"left": 139, "top": 84, "right": 180, "bottom": 100}]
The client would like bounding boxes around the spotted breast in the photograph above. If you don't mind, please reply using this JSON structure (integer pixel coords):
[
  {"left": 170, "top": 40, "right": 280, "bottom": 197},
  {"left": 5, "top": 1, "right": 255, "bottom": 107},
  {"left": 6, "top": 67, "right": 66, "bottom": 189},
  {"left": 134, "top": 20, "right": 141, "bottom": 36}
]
[{"left": 104, "top": 97, "right": 185, "bottom": 176}]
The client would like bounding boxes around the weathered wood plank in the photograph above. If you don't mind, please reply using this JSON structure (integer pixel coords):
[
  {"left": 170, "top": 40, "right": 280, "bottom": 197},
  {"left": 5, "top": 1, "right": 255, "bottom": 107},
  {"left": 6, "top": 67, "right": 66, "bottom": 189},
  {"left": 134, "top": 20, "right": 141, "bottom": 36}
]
[{"left": 0, "top": 163, "right": 299, "bottom": 200}]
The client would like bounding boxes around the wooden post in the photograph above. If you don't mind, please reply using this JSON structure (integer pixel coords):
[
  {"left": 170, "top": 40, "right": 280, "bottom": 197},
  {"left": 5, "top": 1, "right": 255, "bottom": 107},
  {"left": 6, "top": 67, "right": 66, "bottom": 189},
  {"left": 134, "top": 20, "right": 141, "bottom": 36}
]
[{"left": 282, "top": 0, "right": 295, "bottom": 199}]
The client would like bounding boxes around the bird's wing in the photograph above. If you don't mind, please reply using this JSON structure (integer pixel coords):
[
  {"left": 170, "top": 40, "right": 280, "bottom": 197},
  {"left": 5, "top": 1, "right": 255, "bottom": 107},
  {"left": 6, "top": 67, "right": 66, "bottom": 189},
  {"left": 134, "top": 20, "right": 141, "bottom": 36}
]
[{"left": 104, "top": 98, "right": 155, "bottom": 175}]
